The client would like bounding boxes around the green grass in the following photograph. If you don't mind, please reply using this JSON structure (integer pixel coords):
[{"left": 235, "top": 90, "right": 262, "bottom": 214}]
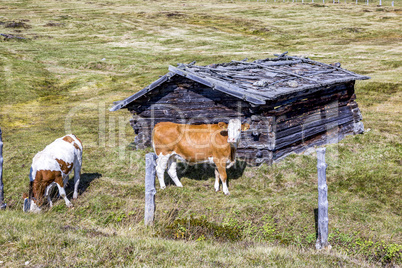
[{"left": 0, "top": 0, "right": 401, "bottom": 266}]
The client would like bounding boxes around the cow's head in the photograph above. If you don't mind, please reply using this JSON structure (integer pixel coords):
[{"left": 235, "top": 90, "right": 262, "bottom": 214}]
[
  {"left": 219, "top": 119, "right": 250, "bottom": 145},
  {"left": 22, "top": 193, "right": 41, "bottom": 213}
]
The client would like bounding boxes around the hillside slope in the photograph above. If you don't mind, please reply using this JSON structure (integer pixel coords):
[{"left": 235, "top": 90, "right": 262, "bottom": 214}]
[{"left": 0, "top": 0, "right": 401, "bottom": 266}]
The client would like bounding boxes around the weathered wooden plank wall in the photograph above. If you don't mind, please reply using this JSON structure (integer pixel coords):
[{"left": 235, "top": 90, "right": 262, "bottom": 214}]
[
  {"left": 127, "top": 77, "right": 363, "bottom": 165},
  {"left": 128, "top": 77, "right": 251, "bottom": 149}
]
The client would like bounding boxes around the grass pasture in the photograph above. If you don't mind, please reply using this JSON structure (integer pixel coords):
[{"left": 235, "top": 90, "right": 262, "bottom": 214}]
[{"left": 0, "top": 0, "right": 401, "bottom": 267}]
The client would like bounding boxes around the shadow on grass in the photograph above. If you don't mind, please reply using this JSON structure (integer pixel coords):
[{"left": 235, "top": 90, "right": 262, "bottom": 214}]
[
  {"left": 163, "top": 161, "right": 247, "bottom": 186},
  {"left": 44, "top": 173, "right": 101, "bottom": 208},
  {"left": 64, "top": 172, "right": 102, "bottom": 198},
  {"left": 72, "top": 173, "right": 101, "bottom": 196}
]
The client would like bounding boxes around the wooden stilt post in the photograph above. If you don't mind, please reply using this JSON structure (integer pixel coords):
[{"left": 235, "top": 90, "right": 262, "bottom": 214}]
[
  {"left": 316, "top": 148, "right": 330, "bottom": 250},
  {"left": 144, "top": 153, "right": 157, "bottom": 226},
  {"left": 0, "top": 127, "right": 6, "bottom": 210}
]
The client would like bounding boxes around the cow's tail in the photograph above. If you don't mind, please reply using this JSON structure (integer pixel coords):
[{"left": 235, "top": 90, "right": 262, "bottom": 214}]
[
  {"left": 23, "top": 169, "right": 34, "bottom": 212},
  {"left": 29, "top": 167, "right": 33, "bottom": 181},
  {"left": 226, "top": 161, "right": 236, "bottom": 169},
  {"left": 28, "top": 167, "right": 34, "bottom": 199},
  {"left": 28, "top": 182, "right": 34, "bottom": 200}
]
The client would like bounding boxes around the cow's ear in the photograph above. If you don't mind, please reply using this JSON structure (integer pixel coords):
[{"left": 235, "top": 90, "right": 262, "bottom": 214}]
[
  {"left": 242, "top": 123, "right": 250, "bottom": 131},
  {"left": 218, "top": 122, "right": 228, "bottom": 129},
  {"left": 22, "top": 192, "right": 28, "bottom": 199}
]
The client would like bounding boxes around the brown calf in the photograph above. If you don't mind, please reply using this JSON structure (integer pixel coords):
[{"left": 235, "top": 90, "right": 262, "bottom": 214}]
[{"left": 152, "top": 119, "right": 249, "bottom": 195}]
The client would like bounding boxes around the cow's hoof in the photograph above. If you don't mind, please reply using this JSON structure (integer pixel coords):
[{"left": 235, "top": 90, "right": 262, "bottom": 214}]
[
  {"left": 73, "top": 193, "right": 78, "bottom": 199},
  {"left": 66, "top": 202, "right": 74, "bottom": 208},
  {"left": 224, "top": 191, "right": 230, "bottom": 195},
  {"left": 160, "top": 186, "right": 166, "bottom": 190},
  {"left": 214, "top": 183, "right": 220, "bottom": 192}
]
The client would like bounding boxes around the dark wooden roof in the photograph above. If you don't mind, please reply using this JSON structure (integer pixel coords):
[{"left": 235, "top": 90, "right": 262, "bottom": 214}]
[{"left": 110, "top": 52, "right": 369, "bottom": 111}]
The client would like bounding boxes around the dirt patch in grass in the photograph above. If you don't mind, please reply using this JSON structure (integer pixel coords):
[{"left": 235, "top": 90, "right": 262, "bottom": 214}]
[
  {"left": 4, "top": 20, "right": 31, "bottom": 29},
  {"left": 44, "top": 22, "right": 65, "bottom": 27},
  {"left": 161, "top": 11, "right": 187, "bottom": 18}
]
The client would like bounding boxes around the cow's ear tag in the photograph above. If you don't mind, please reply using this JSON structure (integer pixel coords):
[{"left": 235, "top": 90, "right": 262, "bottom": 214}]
[
  {"left": 218, "top": 122, "right": 228, "bottom": 129},
  {"left": 242, "top": 123, "right": 250, "bottom": 131},
  {"left": 23, "top": 198, "right": 31, "bottom": 212}
]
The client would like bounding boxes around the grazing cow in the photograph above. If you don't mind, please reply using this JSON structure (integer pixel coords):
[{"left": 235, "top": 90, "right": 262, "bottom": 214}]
[
  {"left": 152, "top": 119, "right": 250, "bottom": 195},
  {"left": 23, "top": 134, "right": 83, "bottom": 212}
]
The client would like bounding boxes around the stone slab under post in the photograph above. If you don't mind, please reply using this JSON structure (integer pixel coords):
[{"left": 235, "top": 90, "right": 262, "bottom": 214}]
[
  {"left": 315, "top": 148, "right": 331, "bottom": 250},
  {"left": 0, "top": 127, "right": 6, "bottom": 210},
  {"left": 144, "top": 153, "right": 157, "bottom": 226}
]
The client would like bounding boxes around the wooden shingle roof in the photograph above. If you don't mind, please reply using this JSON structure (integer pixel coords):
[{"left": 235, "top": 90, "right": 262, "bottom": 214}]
[{"left": 110, "top": 52, "right": 369, "bottom": 111}]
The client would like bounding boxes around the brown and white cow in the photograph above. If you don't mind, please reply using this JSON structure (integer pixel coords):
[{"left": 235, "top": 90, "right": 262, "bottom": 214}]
[
  {"left": 23, "top": 134, "right": 83, "bottom": 212},
  {"left": 152, "top": 119, "right": 249, "bottom": 195}
]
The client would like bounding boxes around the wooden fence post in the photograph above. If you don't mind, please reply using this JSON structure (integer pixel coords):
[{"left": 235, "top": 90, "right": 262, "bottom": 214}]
[
  {"left": 144, "top": 153, "right": 157, "bottom": 226},
  {"left": 315, "top": 148, "right": 330, "bottom": 250},
  {"left": 0, "top": 127, "right": 6, "bottom": 210}
]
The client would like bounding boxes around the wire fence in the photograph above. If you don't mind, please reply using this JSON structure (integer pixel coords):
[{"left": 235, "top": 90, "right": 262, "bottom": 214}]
[{"left": 238, "top": 0, "right": 398, "bottom": 7}]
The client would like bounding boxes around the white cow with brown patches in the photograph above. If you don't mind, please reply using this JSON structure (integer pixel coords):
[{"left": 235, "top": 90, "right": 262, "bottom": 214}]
[{"left": 23, "top": 134, "right": 83, "bottom": 212}]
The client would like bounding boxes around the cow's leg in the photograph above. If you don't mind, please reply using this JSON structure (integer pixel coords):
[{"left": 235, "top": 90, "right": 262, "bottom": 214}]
[
  {"left": 45, "top": 182, "right": 56, "bottom": 208},
  {"left": 63, "top": 175, "right": 69, "bottom": 187},
  {"left": 167, "top": 156, "right": 183, "bottom": 187},
  {"left": 55, "top": 175, "right": 73, "bottom": 208},
  {"left": 156, "top": 153, "right": 169, "bottom": 189},
  {"left": 214, "top": 168, "right": 220, "bottom": 192},
  {"left": 73, "top": 163, "right": 81, "bottom": 199},
  {"left": 215, "top": 160, "right": 229, "bottom": 195}
]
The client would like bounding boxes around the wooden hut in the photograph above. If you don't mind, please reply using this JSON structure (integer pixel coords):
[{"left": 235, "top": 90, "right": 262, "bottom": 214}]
[{"left": 110, "top": 53, "right": 369, "bottom": 165}]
